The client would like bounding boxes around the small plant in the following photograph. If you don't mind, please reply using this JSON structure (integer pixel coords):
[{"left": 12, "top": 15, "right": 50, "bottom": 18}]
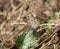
[
  {"left": 15, "top": 29, "right": 37, "bottom": 49},
  {"left": 39, "top": 13, "right": 57, "bottom": 35}
]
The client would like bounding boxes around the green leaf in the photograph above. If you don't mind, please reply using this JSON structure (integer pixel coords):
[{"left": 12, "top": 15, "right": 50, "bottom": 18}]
[
  {"left": 15, "top": 34, "right": 26, "bottom": 47},
  {"left": 45, "top": 27, "right": 51, "bottom": 35},
  {"left": 39, "top": 20, "right": 44, "bottom": 24},
  {"left": 33, "top": 30, "right": 37, "bottom": 37},
  {"left": 48, "top": 19, "right": 53, "bottom": 24},
  {"left": 48, "top": 13, "right": 57, "bottom": 24},
  {"left": 51, "top": 13, "right": 57, "bottom": 20},
  {"left": 22, "top": 30, "right": 37, "bottom": 49},
  {"left": 15, "top": 30, "right": 37, "bottom": 49}
]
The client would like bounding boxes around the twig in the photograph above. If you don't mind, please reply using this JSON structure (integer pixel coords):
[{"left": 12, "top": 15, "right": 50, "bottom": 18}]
[{"left": 35, "top": 28, "right": 60, "bottom": 49}]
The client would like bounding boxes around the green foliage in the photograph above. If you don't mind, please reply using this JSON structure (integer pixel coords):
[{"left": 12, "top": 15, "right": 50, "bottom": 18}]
[
  {"left": 45, "top": 27, "right": 51, "bottom": 35},
  {"left": 22, "top": 30, "right": 37, "bottom": 49},
  {"left": 39, "top": 13, "right": 57, "bottom": 35},
  {"left": 46, "top": 13, "right": 57, "bottom": 35},
  {"left": 15, "top": 12, "right": 57, "bottom": 49},
  {"left": 15, "top": 30, "right": 37, "bottom": 49},
  {"left": 33, "top": 30, "right": 37, "bottom": 37},
  {"left": 48, "top": 13, "right": 57, "bottom": 24},
  {"left": 50, "top": 13, "right": 57, "bottom": 19},
  {"left": 15, "top": 34, "right": 26, "bottom": 47},
  {"left": 39, "top": 20, "right": 45, "bottom": 24}
]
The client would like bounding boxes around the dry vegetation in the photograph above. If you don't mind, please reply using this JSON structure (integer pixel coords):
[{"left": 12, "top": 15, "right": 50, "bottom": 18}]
[{"left": 0, "top": 0, "right": 60, "bottom": 49}]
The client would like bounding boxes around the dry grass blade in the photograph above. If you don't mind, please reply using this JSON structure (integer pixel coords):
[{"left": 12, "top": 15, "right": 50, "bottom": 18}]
[{"left": 35, "top": 28, "right": 60, "bottom": 49}]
